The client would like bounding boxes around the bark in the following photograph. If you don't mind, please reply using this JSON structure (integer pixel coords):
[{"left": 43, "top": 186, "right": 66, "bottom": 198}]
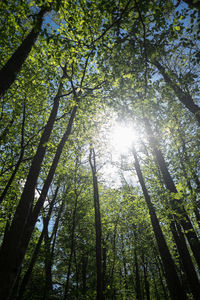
[
  {"left": 43, "top": 191, "right": 59, "bottom": 299},
  {"left": 89, "top": 148, "right": 104, "bottom": 300},
  {"left": 178, "top": 147, "right": 200, "bottom": 226},
  {"left": 0, "top": 82, "right": 62, "bottom": 300},
  {"left": 151, "top": 59, "right": 200, "bottom": 125},
  {"left": 121, "top": 235, "right": 128, "bottom": 290},
  {"left": 170, "top": 219, "right": 200, "bottom": 299},
  {"left": 132, "top": 146, "right": 188, "bottom": 300},
  {"left": 20, "top": 103, "right": 76, "bottom": 267},
  {"left": 109, "top": 218, "right": 118, "bottom": 296},
  {"left": 63, "top": 191, "right": 79, "bottom": 300},
  {"left": 175, "top": 121, "right": 200, "bottom": 224},
  {"left": 145, "top": 118, "right": 200, "bottom": 269},
  {"left": 0, "top": 8, "right": 47, "bottom": 98},
  {"left": 141, "top": 255, "right": 150, "bottom": 300},
  {"left": 17, "top": 187, "right": 59, "bottom": 300},
  {"left": 12, "top": 104, "right": 77, "bottom": 300},
  {"left": 81, "top": 254, "right": 88, "bottom": 295},
  {"left": 102, "top": 242, "right": 107, "bottom": 293},
  {"left": 154, "top": 257, "right": 168, "bottom": 300},
  {"left": 17, "top": 230, "right": 44, "bottom": 300},
  {"left": 134, "top": 248, "right": 142, "bottom": 300}
]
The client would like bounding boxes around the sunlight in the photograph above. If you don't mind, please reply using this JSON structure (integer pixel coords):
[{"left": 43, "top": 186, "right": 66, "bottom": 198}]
[{"left": 110, "top": 123, "right": 138, "bottom": 155}]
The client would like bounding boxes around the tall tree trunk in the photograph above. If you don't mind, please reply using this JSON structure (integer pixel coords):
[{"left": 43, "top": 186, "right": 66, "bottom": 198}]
[
  {"left": 17, "top": 187, "right": 59, "bottom": 300},
  {"left": 134, "top": 248, "right": 142, "bottom": 300},
  {"left": 151, "top": 59, "right": 200, "bottom": 125},
  {"left": 154, "top": 255, "right": 168, "bottom": 300},
  {"left": 169, "top": 219, "right": 200, "bottom": 299},
  {"left": 0, "top": 82, "right": 62, "bottom": 300},
  {"left": 12, "top": 103, "right": 78, "bottom": 297},
  {"left": 81, "top": 254, "right": 88, "bottom": 295},
  {"left": 145, "top": 118, "right": 200, "bottom": 269},
  {"left": 132, "top": 146, "right": 188, "bottom": 300},
  {"left": 63, "top": 191, "right": 79, "bottom": 300},
  {"left": 102, "top": 241, "right": 107, "bottom": 293},
  {"left": 17, "top": 230, "right": 44, "bottom": 300},
  {"left": 89, "top": 147, "right": 104, "bottom": 300},
  {"left": 141, "top": 255, "right": 150, "bottom": 300},
  {"left": 121, "top": 235, "right": 128, "bottom": 291},
  {"left": 0, "top": 8, "right": 47, "bottom": 98},
  {"left": 109, "top": 218, "right": 118, "bottom": 297}
]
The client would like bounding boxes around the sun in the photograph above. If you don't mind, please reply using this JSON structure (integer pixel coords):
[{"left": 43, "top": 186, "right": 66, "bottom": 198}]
[{"left": 110, "top": 122, "right": 138, "bottom": 155}]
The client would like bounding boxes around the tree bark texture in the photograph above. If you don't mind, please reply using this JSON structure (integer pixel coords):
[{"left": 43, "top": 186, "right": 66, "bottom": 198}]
[{"left": 89, "top": 148, "right": 104, "bottom": 300}]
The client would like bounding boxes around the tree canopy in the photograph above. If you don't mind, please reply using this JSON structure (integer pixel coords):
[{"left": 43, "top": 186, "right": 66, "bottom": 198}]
[{"left": 0, "top": 0, "right": 200, "bottom": 299}]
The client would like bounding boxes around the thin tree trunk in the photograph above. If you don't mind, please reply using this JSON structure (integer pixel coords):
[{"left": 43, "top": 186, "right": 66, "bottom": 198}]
[
  {"left": 89, "top": 147, "right": 104, "bottom": 300},
  {"left": 134, "top": 248, "right": 142, "bottom": 300},
  {"left": 102, "top": 241, "right": 107, "bottom": 293},
  {"left": 121, "top": 235, "right": 128, "bottom": 291},
  {"left": 132, "top": 146, "right": 188, "bottom": 300},
  {"left": 81, "top": 254, "right": 88, "bottom": 295},
  {"left": 109, "top": 218, "right": 118, "bottom": 297},
  {"left": 0, "top": 8, "right": 47, "bottom": 98},
  {"left": 63, "top": 191, "right": 79, "bottom": 300},
  {"left": 43, "top": 226, "right": 53, "bottom": 298},
  {"left": 141, "top": 255, "right": 150, "bottom": 300}
]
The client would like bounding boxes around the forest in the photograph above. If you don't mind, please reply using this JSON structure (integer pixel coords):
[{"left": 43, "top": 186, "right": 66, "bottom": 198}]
[{"left": 0, "top": 0, "right": 200, "bottom": 299}]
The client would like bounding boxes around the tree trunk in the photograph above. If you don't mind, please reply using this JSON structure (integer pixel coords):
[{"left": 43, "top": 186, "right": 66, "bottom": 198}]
[
  {"left": 132, "top": 146, "right": 188, "bottom": 300},
  {"left": 13, "top": 103, "right": 78, "bottom": 297},
  {"left": 0, "top": 8, "right": 47, "bottom": 98},
  {"left": 151, "top": 59, "right": 200, "bottom": 125},
  {"left": 170, "top": 219, "right": 200, "bottom": 299},
  {"left": 102, "top": 242, "right": 107, "bottom": 293},
  {"left": 63, "top": 191, "right": 79, "bottom": 300},
  {"left": 0, "top": 82, "right": 62, "bottom": 300},
  {"left": 142, "top": 255, "right": 150, "bottom": 300},
  {"left": 17, "top": 187, "right": 59, "bottom": 300},
  {"left": 16, "top": 230, "right": 44, "bottom": 300},
  {"left": 145, "top": 118, "right": 200, "bottom": 269},
  {"left": 89, "top": 147, "right": 104, "bottom": 300},
  {"left": 81, "top": 254, "right": 88, "bottom": 295},
  {"left": 134, "top": 248, "right": 142, "bottom": 300}
]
